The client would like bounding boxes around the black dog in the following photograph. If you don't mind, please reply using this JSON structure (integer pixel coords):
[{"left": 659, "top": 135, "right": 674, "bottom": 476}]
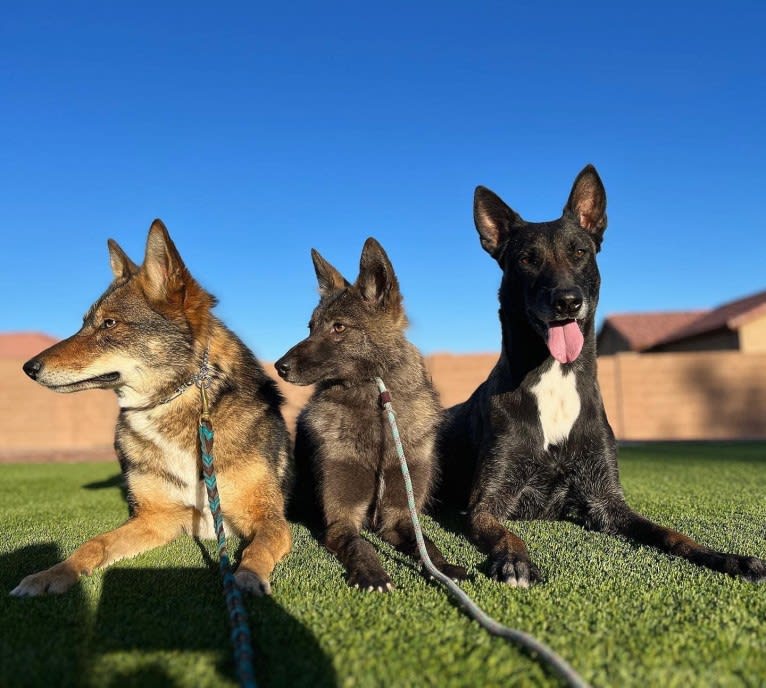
[{"left": 437, "top": 164, "right": 766, "bottom": 587}]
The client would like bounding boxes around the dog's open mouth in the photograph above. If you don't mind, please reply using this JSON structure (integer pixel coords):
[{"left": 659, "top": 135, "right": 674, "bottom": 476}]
[
  {"left": 546, "top": 319, "right": 584, "bottom": 364},
  {"left": 49, "top": 372, "right": 121, "bottom": 391}
]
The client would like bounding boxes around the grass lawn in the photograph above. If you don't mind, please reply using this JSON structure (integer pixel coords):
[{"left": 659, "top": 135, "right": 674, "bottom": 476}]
[{"left": 1, "top": 442, "right": 765, "bottom": 687}]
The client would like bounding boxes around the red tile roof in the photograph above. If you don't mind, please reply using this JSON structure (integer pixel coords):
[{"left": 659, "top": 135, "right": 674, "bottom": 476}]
[
  {"left": 0, "top": 333, "right": 58, "bottom": 359},
  {"left": 600, "top": 311, "right": 706, "bottom": 351},
  {"left": 650, "top": 289, "right": 766, "bottom": 347}
]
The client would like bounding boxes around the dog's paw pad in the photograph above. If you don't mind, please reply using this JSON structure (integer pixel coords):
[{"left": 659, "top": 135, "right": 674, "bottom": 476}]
[{"left": 234, "top": 569, "right": 271, "bottom": 596}]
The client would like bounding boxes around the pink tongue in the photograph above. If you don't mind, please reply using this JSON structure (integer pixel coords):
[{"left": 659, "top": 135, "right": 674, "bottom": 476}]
[{"left": 546, "top": 321, "right": 584, "bottom": 364}]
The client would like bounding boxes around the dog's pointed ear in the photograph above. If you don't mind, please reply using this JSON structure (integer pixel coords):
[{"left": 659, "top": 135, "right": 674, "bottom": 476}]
[
  {"left": 107, "top": 239, "right": 138, "bottom": 280},
  {"left": 141, "top": 219, "right": 189, "bottom": 300},
  {"left": 356, "top": 237, "right": 400, "bottom": 307},
  {"left": 564, "top": 164, "right": 607, "bottom": 247},
  {"left": 311, "top": 248, "right": 349, "bottom": 297},
  {"left": 474, "top": 186, "right": 523, "bottom": 259}
]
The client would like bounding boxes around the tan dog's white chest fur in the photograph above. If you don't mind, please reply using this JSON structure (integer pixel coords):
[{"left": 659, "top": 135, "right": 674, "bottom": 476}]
[
  {"left": 530, "top": 362, "right": 581, "bottom": 450},
  {"left": 128, "top": 411, "right": 232, "bottom": 539}
]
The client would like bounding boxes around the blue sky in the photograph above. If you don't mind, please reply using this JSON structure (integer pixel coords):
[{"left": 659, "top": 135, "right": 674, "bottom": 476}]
[{"left": 2, "top": 2, "right": 764, "bottom": 361}]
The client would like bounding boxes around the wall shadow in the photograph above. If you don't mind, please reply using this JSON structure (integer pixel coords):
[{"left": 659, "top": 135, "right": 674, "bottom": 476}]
[
  {"left": 95, "top": 568, "right": 337, "bottom": 688},
  {"left": 0, "top": 543, "right": 90, "bottom": 687},
  {"left": 82, "top": 472, "right": 130, "bottom": 511}
]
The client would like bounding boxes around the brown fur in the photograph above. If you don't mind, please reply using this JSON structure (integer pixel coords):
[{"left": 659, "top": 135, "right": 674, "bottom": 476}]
[
  {"left": 276, "top": 238, "right": 467, "bottom": 591},
  {"left": 13, "top": 220, "right": 291, "bottom": 597}
]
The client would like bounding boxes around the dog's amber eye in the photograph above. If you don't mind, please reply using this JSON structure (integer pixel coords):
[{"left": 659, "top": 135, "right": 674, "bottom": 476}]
[
  {"left": 102, "top": 319, "right": 117, "bottom": 329},
  {"left": 332, "top": 323, "right": 346, "bottom": 333},
  {"left": 574, "top": 249, "right": 587, "bottom": 258}
]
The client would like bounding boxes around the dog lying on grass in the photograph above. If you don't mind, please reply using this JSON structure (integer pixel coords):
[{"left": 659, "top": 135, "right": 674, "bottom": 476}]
[
  {"left": 437, "top": 165, "right": 766, "bottom": 586},
  {"left": 276, "top": 238, "right": 467, "bottom": 591},
  {"left": 14, "top": 220, "right": 292, "bottom": 597}
]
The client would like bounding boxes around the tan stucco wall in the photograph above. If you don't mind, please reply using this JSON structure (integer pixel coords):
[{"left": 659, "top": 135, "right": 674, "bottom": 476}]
[
  {"left": 597, "top": 351, "right": 766, "bottom": 440},
  {"left": 739, "top": 313, "right": 766, "bottom": 353},
  {"left": 2, "top": 350, "right": 765, "bottom": 460}
]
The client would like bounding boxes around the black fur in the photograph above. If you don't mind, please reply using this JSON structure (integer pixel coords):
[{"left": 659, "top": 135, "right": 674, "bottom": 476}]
[{"left": 437, "top": 165, "right": 766, "bottom": 586}]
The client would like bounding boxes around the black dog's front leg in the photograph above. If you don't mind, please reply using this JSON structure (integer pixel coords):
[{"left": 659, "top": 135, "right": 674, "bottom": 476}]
[
  {"left": 469, "top": 508, "right": 542, "bottom": 588},
  {"left": 591, "top": 500, "right": 766, "bottom": 582}
]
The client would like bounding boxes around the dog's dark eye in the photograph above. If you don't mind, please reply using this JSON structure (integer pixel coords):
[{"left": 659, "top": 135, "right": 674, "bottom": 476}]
[
  {"left": 102, "top": 318, "right": 117, "bottom": 329},
  {"left": 332, "top": 323, "right": 346, "bottom": 334},
  {"left": 519, "top": 255, "right": 533, "bottom": 266}
]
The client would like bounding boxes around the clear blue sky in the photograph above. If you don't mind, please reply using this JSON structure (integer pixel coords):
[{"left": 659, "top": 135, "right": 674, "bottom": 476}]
[{"left": 2, "top": 2, "right": 764, "bottom": 361}]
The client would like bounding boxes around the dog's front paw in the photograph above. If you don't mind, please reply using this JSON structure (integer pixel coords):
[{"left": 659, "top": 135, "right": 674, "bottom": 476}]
[
  {"left": 488, "top": 552, "right": 542, "bottom": 588},
  {"left": 728, "top": 554, "right": 766, "bottom": 583},
  {"left": 234, "top": 568, "right": 272, "bottom": 596},
  {"left": 10, "top": 565, "right": 79, "bottom": 597},
  {"left": 347, "top": 566, "right": 393, "bottom": 593}
]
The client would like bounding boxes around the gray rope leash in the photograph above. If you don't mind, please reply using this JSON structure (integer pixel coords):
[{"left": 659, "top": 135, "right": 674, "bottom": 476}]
[{"left": 374, "top": 377, "right": 589, "bottom": 688}]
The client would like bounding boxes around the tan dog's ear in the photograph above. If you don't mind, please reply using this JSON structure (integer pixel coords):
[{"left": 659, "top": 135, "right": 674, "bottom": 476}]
[
  {"left": 141, "top": 219, "right": 189, "bottom": 301},
  {"left": 107, "top": 239, "right": 138, "bottom": 280}
]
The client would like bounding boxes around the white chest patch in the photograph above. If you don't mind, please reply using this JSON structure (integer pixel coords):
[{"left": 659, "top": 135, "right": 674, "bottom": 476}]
[
  {"left": 128, "top": 411, "right": 232, "bottom": 540},
  {"left": 530, "top": 362, "right": 581, "bottom": 450}
]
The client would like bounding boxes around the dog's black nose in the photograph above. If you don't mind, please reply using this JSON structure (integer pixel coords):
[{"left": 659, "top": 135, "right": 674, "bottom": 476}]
[
  {"left": 552, "top": 289, "right": 583, "bottom": 318},
  {"left": 23, "top": 359, "right": 43, "bottom": 380},
  {"left": 274, "top": 359, "right": 291, "bottom": 379}
]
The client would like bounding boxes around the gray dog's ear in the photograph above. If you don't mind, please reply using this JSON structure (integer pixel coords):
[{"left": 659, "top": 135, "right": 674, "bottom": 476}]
[
  {"left": 564, "top": 164, "right": 607, "bottom": 247},
  {"left": 311, "top": 248, "right": 349, "bottom": 298},
  {"left": 473, "top": 186, "right": 524, "bottom": 260},
  {"left": 356, "top": 237, "right": 400, "bottom": 307},
  {"left": 107, "top": 239, "right": 138, "bottom": 280}
]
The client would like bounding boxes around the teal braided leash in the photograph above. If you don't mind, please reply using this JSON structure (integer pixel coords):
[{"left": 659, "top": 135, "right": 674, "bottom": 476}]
[
  {"left": 374, "top": 377, "right": 590, "bottom": 688},
  {"left": 199, "top": 405, "right": 258, "bottom": 688}
]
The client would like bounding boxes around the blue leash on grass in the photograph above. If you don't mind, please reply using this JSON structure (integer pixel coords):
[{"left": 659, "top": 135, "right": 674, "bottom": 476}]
[
  {"left": 198, "top": 385, "right": 258, "bottom": 688},
  {"left": 375, "top": 376, "right": 590, "bottom": 688}
]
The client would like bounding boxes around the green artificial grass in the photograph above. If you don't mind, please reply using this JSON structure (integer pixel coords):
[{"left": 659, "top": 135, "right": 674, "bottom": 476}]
[{"left": 1, "top": 443, "right": 765, "bottom": 687}]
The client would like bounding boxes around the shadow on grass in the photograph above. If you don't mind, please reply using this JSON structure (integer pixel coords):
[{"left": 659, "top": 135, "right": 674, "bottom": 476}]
[
  {"left": 0, "top": 543, "right": 90, "bottom": 686},
  {"left": 83, "top": 472, "right": 132, "bottom": 516},
  {"left": 95, "top": 568, "right": 337, "bottom": 688},
  {"left": 2, "top": 552, "right": 336, "bottom": 687}
]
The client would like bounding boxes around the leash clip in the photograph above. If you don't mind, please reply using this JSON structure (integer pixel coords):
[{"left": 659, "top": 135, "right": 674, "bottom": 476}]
[{"left": 199, "top": 384, "right": 211, "bottom": 422}]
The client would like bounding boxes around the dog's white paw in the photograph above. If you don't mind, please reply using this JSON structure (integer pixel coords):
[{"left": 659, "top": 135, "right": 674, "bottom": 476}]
[
  {"left": 10, "top": 566, "right": 78, "bottom": 597},
  {"left": 234, "top": 569, "right": 271, "bottom": 596}
]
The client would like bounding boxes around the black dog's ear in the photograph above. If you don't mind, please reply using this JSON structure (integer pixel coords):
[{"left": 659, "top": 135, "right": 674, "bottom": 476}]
[
  {"left": 473, "top": 186, "right": 523, "bottom": 259},
  {"left": 311, "top": 248, "right": 349, "bottom": 298},
  {"left": 564, "top": 164, "right": 607, "bottom": 246},
  {"left": 356, "top": 237, "right": 400, "bottom": 307},
  {"left": 107, "top": 238, "right": 138, "bottom": 280}
]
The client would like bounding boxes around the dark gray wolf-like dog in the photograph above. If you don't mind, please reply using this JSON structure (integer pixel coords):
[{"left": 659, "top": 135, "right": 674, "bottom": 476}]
[
  {"left": 275, "top": 238, "right": 467, "bottom": 591},
  {"left": 437, "top": 165, "right": 766, "bottom": 587}
]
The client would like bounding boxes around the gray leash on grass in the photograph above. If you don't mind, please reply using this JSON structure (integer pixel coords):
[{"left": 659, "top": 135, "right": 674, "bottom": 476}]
[{"left": 374, "top": 376, "right": 590, "bottom": 688}]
